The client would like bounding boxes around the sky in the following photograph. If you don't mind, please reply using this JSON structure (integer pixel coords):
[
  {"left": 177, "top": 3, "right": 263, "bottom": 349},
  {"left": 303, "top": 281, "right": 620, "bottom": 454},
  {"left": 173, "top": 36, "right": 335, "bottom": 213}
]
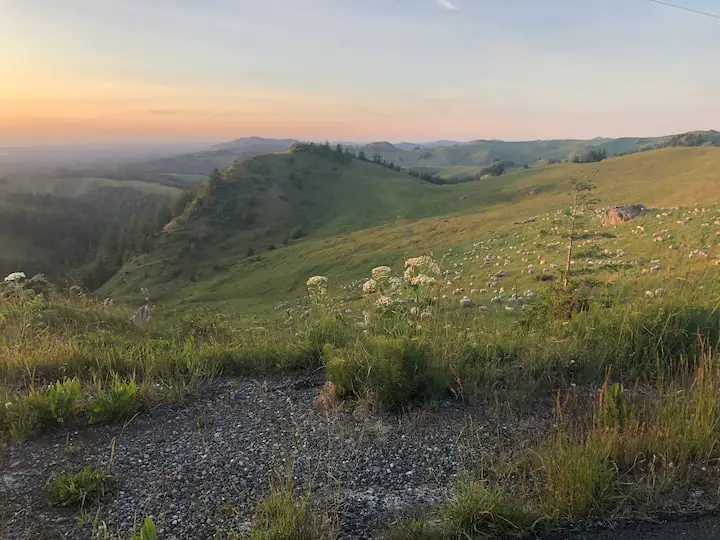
[{"left": 0, "top": 0, "right": 719, "bottom": 144}]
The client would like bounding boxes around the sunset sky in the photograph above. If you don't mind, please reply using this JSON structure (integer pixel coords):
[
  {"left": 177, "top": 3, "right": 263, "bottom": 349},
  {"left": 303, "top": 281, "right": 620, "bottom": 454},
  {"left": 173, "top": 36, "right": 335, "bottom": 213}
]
[{"left": 1, "top": 0, "right": 719, "bottom": 144}]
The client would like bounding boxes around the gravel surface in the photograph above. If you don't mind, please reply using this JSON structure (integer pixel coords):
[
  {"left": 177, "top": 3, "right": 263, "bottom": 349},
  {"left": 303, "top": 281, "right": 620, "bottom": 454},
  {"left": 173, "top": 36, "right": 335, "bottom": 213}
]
[
  {"left": 0, "top": 374, "right": 552, "bottom": 539},
  {"left": 546, "top": 516, "right": 720, "bottom": 540}
]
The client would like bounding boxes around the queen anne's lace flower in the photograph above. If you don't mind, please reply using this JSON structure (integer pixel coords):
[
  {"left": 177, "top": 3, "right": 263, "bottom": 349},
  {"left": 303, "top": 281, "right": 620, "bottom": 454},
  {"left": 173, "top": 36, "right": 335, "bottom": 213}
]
[
  {"left": 306, "top": 276, "right": 328, "bottom": 287},
  {"left": 375, "top": 295, "right": 393, "bottom": 308},
  {"left": 306, "top": 276, "right": 329, "bottom": 301},
  {"left": 131, "top": 304, "right": 151, "bottom": 329},
  {"left": 388, "top": 277, "right": 403, "bottom": 291},
  {"left": 4, "top": 272, "right": 26, "bottom": 282},
  {"left": 362, "top": 279, "right": 377, "bottom": 294},
  {"left": 411, "top": 275, "right": 436, "bottom": 287},
  {"left": 404, "top": 256, "right": 441, "bottom": 283},
  {"left": 371, "top": 266, "right": 392, "bottom": 281}
]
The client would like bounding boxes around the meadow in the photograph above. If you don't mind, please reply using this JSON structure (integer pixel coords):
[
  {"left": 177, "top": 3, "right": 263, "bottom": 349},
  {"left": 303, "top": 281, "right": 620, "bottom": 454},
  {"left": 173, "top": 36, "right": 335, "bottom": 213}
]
[
  {"left": 103, "top": 146, "right": 720, "bottom": 311},
  {"left": 1, "top": 146, "right": 719, "bottom": 538}
]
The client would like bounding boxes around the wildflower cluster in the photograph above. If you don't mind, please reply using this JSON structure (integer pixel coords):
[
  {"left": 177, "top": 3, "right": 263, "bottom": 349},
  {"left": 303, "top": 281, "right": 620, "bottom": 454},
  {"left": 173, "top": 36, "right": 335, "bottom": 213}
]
[
  {"left": 306, "top": 276, "right": 329, "bottom": 302},
  {"left": 404, "top": 255, "right": 441, "bottom": 299}
]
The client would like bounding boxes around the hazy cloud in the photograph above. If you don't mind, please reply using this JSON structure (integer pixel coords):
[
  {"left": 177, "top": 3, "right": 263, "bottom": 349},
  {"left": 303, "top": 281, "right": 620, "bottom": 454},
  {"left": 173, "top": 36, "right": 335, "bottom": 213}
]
[{"left": 436, "top": 0, "right": 457, "bottom": 10}]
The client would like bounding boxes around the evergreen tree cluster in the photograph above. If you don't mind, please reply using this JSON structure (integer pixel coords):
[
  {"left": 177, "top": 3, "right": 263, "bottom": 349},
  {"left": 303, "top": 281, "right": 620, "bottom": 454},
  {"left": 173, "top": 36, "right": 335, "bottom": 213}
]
[
  {"left": 0, "top": 188, "right": 173, "bottom": 290},
  {"left": 409, "top": 160, "right": 511, "bottom": 185},
  {"left": 290, "top": 141, "right": 403, "bottom": 171},
  {"left": 290, "top": 141, "right": 355, "bottom": 164},
  {"left": 573, "top": 149, "right": 607, "bottom": 164}
]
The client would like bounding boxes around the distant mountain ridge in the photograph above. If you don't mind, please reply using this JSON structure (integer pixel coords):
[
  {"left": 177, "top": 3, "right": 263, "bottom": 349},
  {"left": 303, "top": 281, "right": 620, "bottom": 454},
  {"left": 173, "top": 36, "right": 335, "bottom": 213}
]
[{"left": 99, "top": 130, "right": 720, "bottom": 188}]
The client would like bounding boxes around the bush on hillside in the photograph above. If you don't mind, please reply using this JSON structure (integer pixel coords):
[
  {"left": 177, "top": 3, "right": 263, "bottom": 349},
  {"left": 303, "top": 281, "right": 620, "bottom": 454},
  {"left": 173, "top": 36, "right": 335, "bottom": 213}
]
[
  {"left": 573, "top": 149, "right": 607, "bottom": 163},
  {"left": 325, "top": 336, "right": 447, "bottom": 410}
]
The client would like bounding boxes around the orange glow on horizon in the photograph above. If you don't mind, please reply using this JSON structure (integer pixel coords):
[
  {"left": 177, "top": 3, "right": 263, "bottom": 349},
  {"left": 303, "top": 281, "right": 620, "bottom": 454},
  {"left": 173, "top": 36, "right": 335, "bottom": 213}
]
[{"left": 0, "top": 69, "right": 519, "bottom": 142}]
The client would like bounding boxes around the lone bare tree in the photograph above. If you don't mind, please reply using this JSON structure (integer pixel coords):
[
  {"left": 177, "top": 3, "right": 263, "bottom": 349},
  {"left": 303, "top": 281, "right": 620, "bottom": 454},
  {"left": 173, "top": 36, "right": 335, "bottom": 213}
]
[{"left": 564, "top": 173, "right": 597, "bottom": 289}]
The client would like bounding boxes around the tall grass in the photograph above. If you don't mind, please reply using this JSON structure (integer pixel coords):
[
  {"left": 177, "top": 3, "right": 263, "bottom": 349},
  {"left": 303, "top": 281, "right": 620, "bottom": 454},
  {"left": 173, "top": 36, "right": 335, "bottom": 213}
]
[
  {"left": 386, "top": 347, "right": 720, "bottom": 538},
  {"left": 1, "top": 273, "right": 717, "bottom": 438}
]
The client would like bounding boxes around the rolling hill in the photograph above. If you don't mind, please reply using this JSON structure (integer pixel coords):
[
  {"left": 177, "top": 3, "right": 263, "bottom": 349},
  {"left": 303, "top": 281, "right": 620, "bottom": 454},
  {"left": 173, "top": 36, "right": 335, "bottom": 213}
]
[
  {"left": 362, "top": 130, "right": 720, "bottom": 169},
  {"left": 103, "top": 145, "right": 720, "bottom": 310},
  {"left": 110, "top": 137, "right": 300, "bottom": 187},
  {"left": 104, "top": 130, "right": 720, "bottom": 187}
]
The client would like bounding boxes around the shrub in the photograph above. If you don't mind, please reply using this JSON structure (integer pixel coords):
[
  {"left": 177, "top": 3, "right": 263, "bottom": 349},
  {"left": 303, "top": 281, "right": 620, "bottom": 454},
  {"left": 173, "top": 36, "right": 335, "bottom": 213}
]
[
  {"left": 90, "top": 377, "right": 139, "bottom": 424},
  {"left": 1, "top": 379, "right": 83, "bottom": 440},
  {"left": 441, "top": 480, "right": 543, "bottom": 538},
  {"left": 298, "top": 314, "right": 349, "bottom": 363},
  {"left": 46, "top": 466, "right": 110, "bottom": 507},
  {"left": 533, "top": 434, "right": 615, "bottom": 520},
  {"left": 325, "top": 336, "right": 447, "bottom": 410},
  {"left": 521, "top": 280, "right": 591, "bottom": 326},
  {"left": 0, "top": 390, "right": 47, "bottom": 440},
  {"left": 47, "top": 377, "right": 82, "bottom": 424},
  {"left": 249, "top": 478, "right": 334, "bottom": 540}
]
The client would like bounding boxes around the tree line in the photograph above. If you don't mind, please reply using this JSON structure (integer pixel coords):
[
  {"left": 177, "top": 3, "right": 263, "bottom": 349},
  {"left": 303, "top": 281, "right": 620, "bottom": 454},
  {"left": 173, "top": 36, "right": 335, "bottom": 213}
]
[{"left": 0, "top": 188, "right": 173, "bottom": 290}]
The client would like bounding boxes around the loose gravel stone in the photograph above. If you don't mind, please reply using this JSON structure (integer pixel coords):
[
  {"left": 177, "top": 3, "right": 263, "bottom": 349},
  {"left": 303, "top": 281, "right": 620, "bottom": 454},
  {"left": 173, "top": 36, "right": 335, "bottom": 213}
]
[{"left": 0, "top": 375, "right": 552, "bottom": 539}]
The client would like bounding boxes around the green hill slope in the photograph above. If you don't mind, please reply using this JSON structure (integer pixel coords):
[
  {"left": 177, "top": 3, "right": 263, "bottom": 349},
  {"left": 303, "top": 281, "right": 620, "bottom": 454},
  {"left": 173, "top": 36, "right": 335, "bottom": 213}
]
[
  {"left": 368, "top": 130, "right": 720, "bottom": 169},
  {"left": 103, "top": 146, "right": 720, "bottom": 310},
  {"left": 80, "top": 130, "right": 720, "bottom": 187}
]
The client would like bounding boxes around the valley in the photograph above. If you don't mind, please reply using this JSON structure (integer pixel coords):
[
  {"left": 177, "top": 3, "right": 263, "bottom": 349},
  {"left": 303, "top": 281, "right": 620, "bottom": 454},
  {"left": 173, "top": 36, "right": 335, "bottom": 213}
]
[{"left": 1, "top": 134, "right": 719, "bottom": 539}]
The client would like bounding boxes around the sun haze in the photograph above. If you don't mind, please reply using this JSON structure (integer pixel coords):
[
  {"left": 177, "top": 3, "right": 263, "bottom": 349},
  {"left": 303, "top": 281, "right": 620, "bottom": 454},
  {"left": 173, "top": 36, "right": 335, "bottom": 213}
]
[{"left": 1, "top": 0, "right": 718, "bottom": 143}]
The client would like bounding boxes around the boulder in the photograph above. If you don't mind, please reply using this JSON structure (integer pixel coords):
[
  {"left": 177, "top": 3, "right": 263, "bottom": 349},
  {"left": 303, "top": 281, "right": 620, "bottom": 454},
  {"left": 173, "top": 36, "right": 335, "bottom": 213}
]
[{"left": 602, "top": 204, "right": 646, "bottom": 226}]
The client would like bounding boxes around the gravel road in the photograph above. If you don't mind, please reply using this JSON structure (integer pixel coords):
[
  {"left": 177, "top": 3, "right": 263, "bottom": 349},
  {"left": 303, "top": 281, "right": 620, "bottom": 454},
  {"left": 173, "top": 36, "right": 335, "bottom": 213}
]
[
  {"left": 546, "top": 516, "right": 720, "bottom": 540},
  {"left": 0, "top": 375, "right": 550, "bottom": 539},
  {"left": 2, "top": 374, "right": 717, "bottom": 539}
]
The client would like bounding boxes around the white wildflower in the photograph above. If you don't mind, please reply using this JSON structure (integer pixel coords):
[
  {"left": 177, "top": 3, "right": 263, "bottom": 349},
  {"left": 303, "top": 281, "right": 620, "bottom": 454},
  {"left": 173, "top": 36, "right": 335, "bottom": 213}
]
[
  {"left": 131, "top": 304, "right": 151, "bottom": 329},
  {"left": 306, "top": 276, "right": 328, "bottom": 288},
  {"left": 404, "top": 255, "right": 441, "bottom": 281},
  {"left": 387, "top": 276, "right": 403, "bottom": 291},
  {"left": 375, "top": 295, "right": 393, "bottom": 308},
  {"left": 410, "top": 275, "right": 437, "bottom": 287},
  {"left": 306, "top": 275, "right": 329, "bottom": 300},
  {"left": 4, "top": 272, "right": 26, "bottom": 282},
  {"left": 371, "top": 266, "right": 392, "bottom": 282},
  {"left": 362, "top": 279, "right": 378, "bottom": 295}
]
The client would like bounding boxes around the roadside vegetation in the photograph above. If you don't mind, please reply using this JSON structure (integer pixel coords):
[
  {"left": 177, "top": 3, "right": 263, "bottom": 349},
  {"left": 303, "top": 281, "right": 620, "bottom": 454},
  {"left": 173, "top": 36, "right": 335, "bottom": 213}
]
[{"left": 1, "top": 149, "right": 718, "bottom": 538}]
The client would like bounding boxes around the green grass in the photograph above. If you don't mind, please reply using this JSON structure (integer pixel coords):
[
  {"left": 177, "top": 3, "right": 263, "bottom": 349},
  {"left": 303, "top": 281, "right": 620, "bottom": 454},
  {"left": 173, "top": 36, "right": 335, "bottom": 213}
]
[
  {"left": 104, "top": 146, "right": 720, "bottom": 311},
  {"left": 2, "top": 229, "right": 718, "bottom": 440},
  {"left": 246, "top": 475, "right": 336, "bottom": 540},
  {"left": 46, "top": 466, "right": 110, "bottom": 508},
  {"left": 1, "top": 145, "right": 719, "bottom": 537},
  {"left": 0, "top": 174, "right": 182, "bottom": 200},
  {"left": 386, "top": 348, "right": 720, "bottom": 538},
  {"left": 363, "top": 133, "right": 709, "bottom": 169}
]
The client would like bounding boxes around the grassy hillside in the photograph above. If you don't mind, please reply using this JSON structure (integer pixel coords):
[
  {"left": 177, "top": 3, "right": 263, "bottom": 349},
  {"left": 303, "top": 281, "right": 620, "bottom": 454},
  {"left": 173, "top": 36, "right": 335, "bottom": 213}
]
[
  {"left": 0, "top": 166, "right": 184, "bottom": 285},
  {"left": 0, "top": 173, "right": 181, "bottom": 201},
  {"left": 103, "top": 146, "right": 720, "bottom": 310},
  {"left": 3, "top": 146, "right": 720, "bottom": 540},
  {"left": 112, "top": 138, "right": 299, "bottom": 186},
  {"left": 360, "top": 130, "right": 720, "bottom": 169},
  {"left": 46, "top": 130, "right": 717, "bottom": 188}
]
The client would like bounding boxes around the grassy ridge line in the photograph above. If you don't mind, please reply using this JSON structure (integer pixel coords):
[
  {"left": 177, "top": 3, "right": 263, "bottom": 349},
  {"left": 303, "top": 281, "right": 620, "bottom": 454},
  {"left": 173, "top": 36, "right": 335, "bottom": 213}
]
[
  {"left": 0, "top": 175, "right": 182, "bottom": 201},
  {"left": 106, "top": 147, "right": 720, "bottom": 311}
]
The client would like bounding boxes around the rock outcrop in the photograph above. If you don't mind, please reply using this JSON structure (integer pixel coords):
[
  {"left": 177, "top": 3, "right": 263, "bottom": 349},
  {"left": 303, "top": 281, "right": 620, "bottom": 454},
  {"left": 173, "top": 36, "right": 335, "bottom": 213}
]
[{"left": 602, "top": 204, "right": 646, "bottom": 226}]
